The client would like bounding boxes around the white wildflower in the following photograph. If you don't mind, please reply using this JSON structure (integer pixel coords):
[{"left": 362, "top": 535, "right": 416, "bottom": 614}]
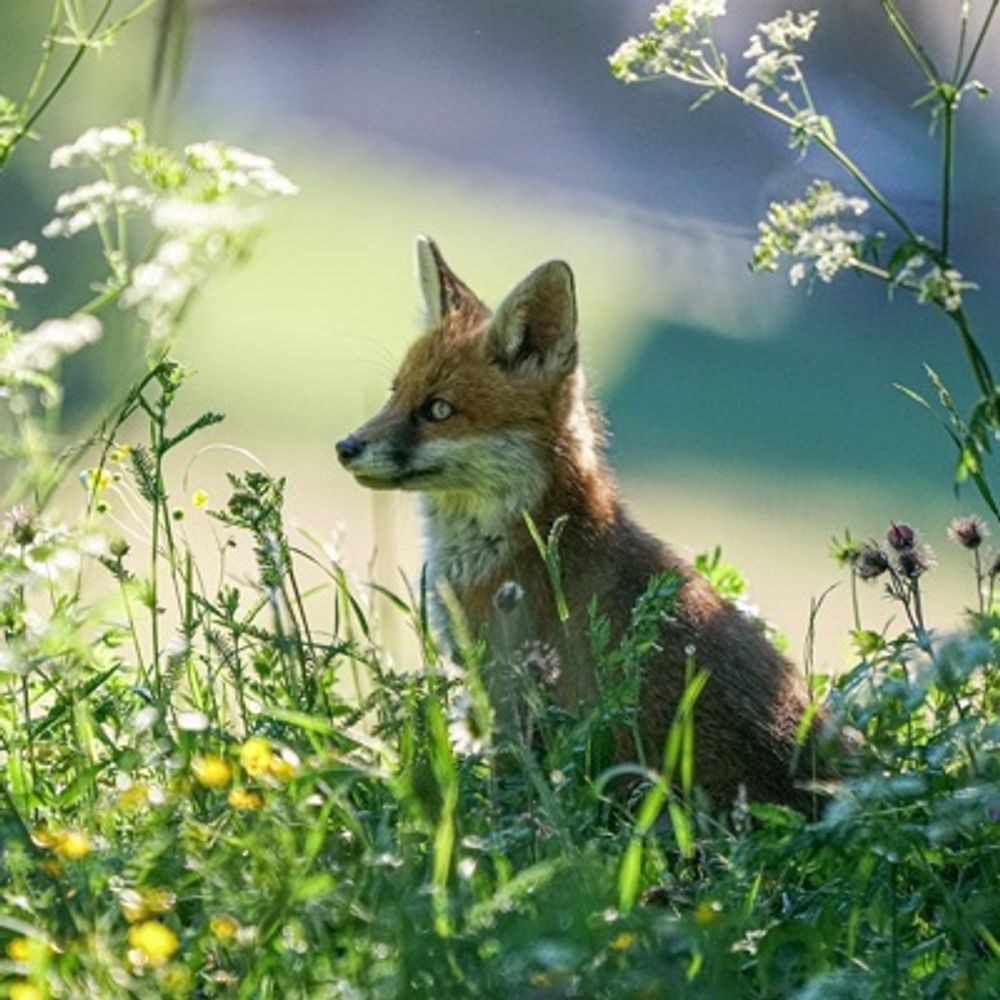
[
  {"left": 185, "top": 141, "right": 299, "bottom": 197},
  {"left": 744, "top": 12, "right": 818, "bottom": 90},
  {"left": 151, "top": 198, "right": 262, "bottom": 236},
  {"left": 23, "top": 526, "right": 82, "bottom": 580},
  {"left": 610, "top": 1, "right": 726, "bottom": 83},
  {"left": 0, "top": 241, "right": 48, "bottom": 311},
  {"left": 651, "top": 0, "right": 726, "bottom": 33},
  {"left": 176, "top": 710, "right": 209, "bottom": 732},
  {"left": 893, "top": 253, "right": 976, "bottom": 313},
  {"left": 752, "top": 180, "right": 869, "bottom": 286},
  {"left": 0, "top": 315, "right": 101, "bottom": 378},
  {"left": 43, "top": 182, "right": 153, "bottom": 239},
  {"left": 447, "top": 689, "right": 488, "bottom": 756},
  {"left": 50, "top": 125, "right": 137, "bottom": 169}
]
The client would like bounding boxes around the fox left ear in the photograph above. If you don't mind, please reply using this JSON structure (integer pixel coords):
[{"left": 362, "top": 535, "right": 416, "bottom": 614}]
[
  {"left": 486, "top": 260, "right": 578, "bottom": 378},
  {"left": 415, "top": 236, "right": 486, "bottom": 326}
]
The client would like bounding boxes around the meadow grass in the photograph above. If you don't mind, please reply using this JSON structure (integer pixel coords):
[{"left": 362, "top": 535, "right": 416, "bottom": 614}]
[
  {"left": 2, "top": 2, "right": 1000, "bottom": 997},
  {"left": 2, "top": 361, "right": 999, "bottom": 999}
]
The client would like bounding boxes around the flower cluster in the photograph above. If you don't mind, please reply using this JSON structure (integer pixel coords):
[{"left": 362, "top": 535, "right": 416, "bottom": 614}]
[
  {"left": 893, "top": 253, "right": 976, "bottom": 314},
  {"left": 184, "top": 142, "right": 299, "bottom": 198},
  {"left": 752, "top": 180, "right": 869, "bottom": 285},
  {"left": 0, "top": 315, "right": 101, "bottom": 381},
  {"left": 609, "top": 1, "right": 726, "bottom": 84},
  {"left": 0, "top": 241, "right": 47, "bottom": 312},
  {"left": 49, "top": 124, "right": 138, "bottom": 168},
  {"left": 852, "top": 522, "right": 937, "bottom": 583},
  {"left": 44, "top": 121, "right": 298, "bottom": 341},
  {"left": 43, "top": 180, "right": 153, "bottom": 239},
  {"left": 744, "top": 11, "right": 818, "bottom": 91}
]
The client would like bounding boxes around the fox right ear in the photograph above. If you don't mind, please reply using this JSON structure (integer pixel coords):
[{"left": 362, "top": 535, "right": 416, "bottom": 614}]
[{"left": 415, "top": 236, "right": 485, "bottom": 326}]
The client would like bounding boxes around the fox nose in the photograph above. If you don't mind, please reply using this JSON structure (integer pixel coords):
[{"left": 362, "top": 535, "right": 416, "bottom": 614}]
[{"left": 336, "top": 434, "right": 366, "bottom": 464}]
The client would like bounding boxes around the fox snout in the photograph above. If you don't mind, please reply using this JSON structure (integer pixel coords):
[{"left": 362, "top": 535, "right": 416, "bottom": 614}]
[{"left": 335, "top": 434, "right": 366, "bottom": 465}]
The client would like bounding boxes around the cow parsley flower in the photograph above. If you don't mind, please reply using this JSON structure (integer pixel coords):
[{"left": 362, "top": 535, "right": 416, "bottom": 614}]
[
  {"left": 609, "top": 1, "right": 727, "bottom": 83},
  {"left": 752, "top": 180, "right": 869, "bottom": 285},
  {"left": 1, "top": 315, "right": 101, "bottom": 379},
  {"left": 185, "top": 141, "right": 299, "bottom": 197},
  {"left": 892, "top": 253, "right": 976, "bottom": 313},
  {"left": 0, "top": 241, "right": 48, "bottom": 311},
  {"left": 43, "top": 181, "right": 153, "bottom": 238},
  {"left": 50, "top": 124, "right": 138, "bottom": 168},
  {"left": 744, "top": 10, "right": 819, "bottom": 90}
]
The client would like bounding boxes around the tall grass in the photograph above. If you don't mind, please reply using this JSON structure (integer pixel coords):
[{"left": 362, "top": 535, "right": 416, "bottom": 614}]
[{"left": 1, "top": 2, "right": 999, "bottom": 998}]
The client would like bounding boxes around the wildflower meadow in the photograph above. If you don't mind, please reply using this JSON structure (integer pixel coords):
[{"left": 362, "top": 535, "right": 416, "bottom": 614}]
[{"left": 1, "top": 2, "right": 1000, "bottom": 998}]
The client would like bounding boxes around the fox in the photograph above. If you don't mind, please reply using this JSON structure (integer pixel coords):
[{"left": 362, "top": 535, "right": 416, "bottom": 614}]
[{"left": 336, "top": 237, "right": 835, "bottom": 810}]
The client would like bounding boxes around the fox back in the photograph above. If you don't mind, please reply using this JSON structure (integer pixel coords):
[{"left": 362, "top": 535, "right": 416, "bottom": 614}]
[{"left": 337, "top": 237, "right": 830, "bottom": 810}]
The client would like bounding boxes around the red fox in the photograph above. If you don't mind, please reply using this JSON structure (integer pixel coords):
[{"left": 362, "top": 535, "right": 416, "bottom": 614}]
[{"left": 337, "top": 237, "right": 832, "bottom": 809}]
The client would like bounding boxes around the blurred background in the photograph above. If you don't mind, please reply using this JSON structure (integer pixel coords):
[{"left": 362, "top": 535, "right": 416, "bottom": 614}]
[{"left": 2, "top": 0, "right": 999, "bottom": 668}]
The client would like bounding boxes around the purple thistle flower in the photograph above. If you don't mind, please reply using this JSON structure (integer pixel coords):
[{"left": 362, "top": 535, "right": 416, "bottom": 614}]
[
  {"left": 854, "top": 544, "right": 890, "bottom": 580},
  {"left": 886, "top": 523, "right": 916, "bottom": 551},
  {"left": 947, "top": 515, "right": 988, "bottom": 550},
  {"left": 897, "top": 544, "right": 935, "bottom": 580}
]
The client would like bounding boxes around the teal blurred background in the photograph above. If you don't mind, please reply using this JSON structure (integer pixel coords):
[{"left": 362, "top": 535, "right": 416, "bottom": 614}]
[{"left": 3, "top": 0, "right": 999, "bottom": 667}]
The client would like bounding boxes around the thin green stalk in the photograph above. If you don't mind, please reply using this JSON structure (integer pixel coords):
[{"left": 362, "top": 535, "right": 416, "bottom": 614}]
[
  {"left": 19, "top": 0, "right": 64, "bottom": 113},
  {"left": 880, "top": 0, "right": 940, "bottom": 87},
  {"left": 6, "top": 0, "right": 115, "bottom": 158},
  {"left": 941, "top": 99, "right": 954, "bottom": 258},
  {"left": 958, "top": 0, "right": 1000, "bottom": 88},
  {"left": 718, "top": 82, "right": 919, "bottom": 243}
]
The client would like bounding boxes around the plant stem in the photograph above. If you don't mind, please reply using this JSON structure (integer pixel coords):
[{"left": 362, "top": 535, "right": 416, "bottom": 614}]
[
  {"left": 6, "top": 0, "right": 115, "bottom": 159},
  {"left": 958, "top": 0, "right": 1000, "bottom": 88},
  {"left": 941, "top": 98, "right": 954, "bottom": 259},
  {"left": 719, "top": 82, "right": 919, "bottom": 243},
  {"left": 880, "top": 0, "right": 940, "bottom": 87}
]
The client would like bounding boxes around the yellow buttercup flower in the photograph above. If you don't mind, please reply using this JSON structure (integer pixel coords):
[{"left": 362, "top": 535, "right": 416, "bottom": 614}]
[
  {"left": 52, "top": 829, "right": 91, "bottom": 859},
  {"left": 9, "top": 983, "right": 43, "bottom": 1000},
  {"left": 192, "top": 489, "right": 209, "bottom": 508},
  {"left": 192, "top": 754, "right": 232, "bottom": 789},
  {"left": 269, "top": 754, "right": 298, "bottom": 781},
  {"left": 128, "top": 920, "right": 178, "bottom": 968},
  {"left": 6, "top": 937, "right": 32, "bottom": 961},
  {"left": 227, "top": 787, "right": 264, "bottom": 811},
  {"left": 610, "top": 931, "right": 636, "bottom": 951},
  {"left": 120, "top": 889, "right": 148, "bottom": 923},
  {"left": 115, "top": 783, "right": 150, "bottom": 811},
  {"left": 160, "top": 963, "right": 193, "bottom": 993},
  {"left": 239, "top": 737, "right": 273, "bottom": 778},
  {"left": 209, "top": 914, "right": 240, "bottom": 941}
]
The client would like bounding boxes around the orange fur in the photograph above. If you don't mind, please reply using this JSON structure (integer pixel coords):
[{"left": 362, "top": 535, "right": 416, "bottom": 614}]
[{"left": 337, "top": 238, "right": 835, "bottom": 810}]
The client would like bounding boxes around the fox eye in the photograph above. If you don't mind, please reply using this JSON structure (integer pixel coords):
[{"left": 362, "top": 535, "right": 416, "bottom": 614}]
[{"left": 423, "top": 397, "right": 455, "bottom": 422}]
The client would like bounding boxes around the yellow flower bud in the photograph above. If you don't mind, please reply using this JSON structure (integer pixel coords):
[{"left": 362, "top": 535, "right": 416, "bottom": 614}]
[
  {"left": 192, "top": 754, "right": 232, "bottom": 789},
  {"left": 227, "top": 788, "right": 264, "bottom": 811},
  {"left": 53, "top": 829, "right": 91, "bottom": 859},
  {"left": 128, "top": 920, "right": 179, "bottom": 968},
  {"left": 209, "top": 914, "right": 240, "bottom": 941},
  {"left": 239, "top": 737, "right": 273, "bottom": 778}
]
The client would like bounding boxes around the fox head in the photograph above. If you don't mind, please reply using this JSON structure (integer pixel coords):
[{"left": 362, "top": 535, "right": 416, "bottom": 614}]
[{"left": 336, "top": 237, "right": 588, "bottom": 507}]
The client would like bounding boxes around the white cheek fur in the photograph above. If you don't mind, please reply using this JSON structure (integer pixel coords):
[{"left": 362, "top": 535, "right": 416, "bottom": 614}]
[{"left": 418, "top": 431, "right": 546, "bottom": 590}]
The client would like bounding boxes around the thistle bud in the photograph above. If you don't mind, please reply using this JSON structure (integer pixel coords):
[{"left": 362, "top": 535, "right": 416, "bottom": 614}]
[
  {"left": 947, "top": 515, "right": 988, "bottom": 550},
  {"left": 897, "top": 544, "right": 934, "bottom": 580},
  {"left": 854, "top": 544, "right": 889, "bottom": 580},
  {"left": 886, "top": 523, "right": 915, "bottom": 551}
]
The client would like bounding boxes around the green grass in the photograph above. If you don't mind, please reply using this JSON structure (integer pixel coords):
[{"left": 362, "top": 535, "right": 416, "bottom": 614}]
[{"left": 2, "top": 361, "right": 999, "bottom": 999}]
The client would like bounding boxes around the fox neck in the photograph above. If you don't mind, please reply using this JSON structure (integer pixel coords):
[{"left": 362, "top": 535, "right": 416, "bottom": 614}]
[{"left": 418, "top": 373, "right": 617, "bottom": 598}]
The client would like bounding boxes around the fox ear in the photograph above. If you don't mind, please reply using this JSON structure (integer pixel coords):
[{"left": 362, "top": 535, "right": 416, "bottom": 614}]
[
  {"left": 486, "top": 260, "right": 578, "bottom": 377},
  {"left": 415, "top": 236, "right": 485, "bottom": 326}
]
